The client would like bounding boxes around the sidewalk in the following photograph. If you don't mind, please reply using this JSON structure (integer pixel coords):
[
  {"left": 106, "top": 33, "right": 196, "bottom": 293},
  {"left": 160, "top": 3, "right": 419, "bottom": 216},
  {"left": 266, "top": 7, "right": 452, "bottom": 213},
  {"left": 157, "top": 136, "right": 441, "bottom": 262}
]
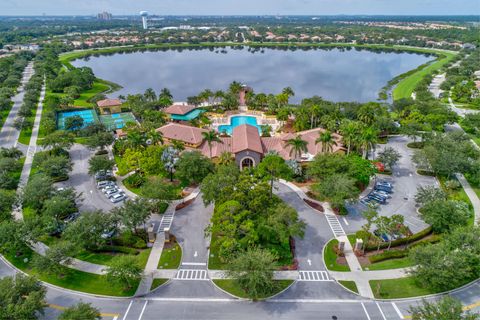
[
  {"left": 31, "top": 242, "right": 105, "bottom": 275},
  {"left": 16, "top": 80, "right": 46, "bottom": 220},
  {"left": 135, "top": 232, "right": 165, "bottom": 296},
  {"left": 456, "top": 173, "right": 480, "bottom": 226}
]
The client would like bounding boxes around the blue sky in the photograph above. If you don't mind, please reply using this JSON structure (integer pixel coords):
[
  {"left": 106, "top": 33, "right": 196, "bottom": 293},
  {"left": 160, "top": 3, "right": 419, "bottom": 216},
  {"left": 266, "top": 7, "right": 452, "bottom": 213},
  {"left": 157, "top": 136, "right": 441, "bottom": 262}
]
[{"left": 2, "top": 0, "right": 479, "bottom": 16}]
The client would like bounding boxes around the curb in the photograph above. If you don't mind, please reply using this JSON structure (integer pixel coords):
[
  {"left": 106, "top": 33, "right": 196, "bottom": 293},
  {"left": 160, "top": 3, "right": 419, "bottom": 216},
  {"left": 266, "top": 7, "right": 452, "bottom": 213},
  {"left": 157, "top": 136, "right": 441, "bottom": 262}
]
[{"left": 0, "top": 254, "right": 133, "bottom": 300}]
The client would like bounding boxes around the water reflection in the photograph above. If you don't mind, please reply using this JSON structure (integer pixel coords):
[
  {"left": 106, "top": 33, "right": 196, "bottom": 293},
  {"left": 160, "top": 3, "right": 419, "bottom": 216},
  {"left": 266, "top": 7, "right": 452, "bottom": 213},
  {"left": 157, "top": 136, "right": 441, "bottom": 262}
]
[{"left": 72, "top": 46, "right": 432, "bottom": 103}]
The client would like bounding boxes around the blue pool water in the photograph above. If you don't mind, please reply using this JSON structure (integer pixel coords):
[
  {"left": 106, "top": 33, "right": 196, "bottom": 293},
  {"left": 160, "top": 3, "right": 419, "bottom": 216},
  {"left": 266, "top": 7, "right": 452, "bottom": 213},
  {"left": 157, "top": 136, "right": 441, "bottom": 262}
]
[
  {"left": 57, "top": 109, "right": 97, "bottom": 130},
  {"left": 218, "top": 116, "right": 261, "bottom": 135},
  {"left": 171, "top": 108, "right": 205, "bottom": 121}
]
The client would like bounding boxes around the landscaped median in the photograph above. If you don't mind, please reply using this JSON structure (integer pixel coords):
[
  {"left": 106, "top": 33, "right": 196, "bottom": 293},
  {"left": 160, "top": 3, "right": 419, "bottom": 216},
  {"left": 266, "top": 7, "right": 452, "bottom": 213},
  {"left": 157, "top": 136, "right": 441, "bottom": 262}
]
[
  {"left": 1, "top": 248, "right": 137, "bottom": 297},
  {"left": 323, "top": 238, "right": 350, "bottom": 272},
  {"left": 370, "top": 277, "right": 440, "bottom": 299},
  {"left": 213, "top": 279, "right": 294, "bottom": 300}
]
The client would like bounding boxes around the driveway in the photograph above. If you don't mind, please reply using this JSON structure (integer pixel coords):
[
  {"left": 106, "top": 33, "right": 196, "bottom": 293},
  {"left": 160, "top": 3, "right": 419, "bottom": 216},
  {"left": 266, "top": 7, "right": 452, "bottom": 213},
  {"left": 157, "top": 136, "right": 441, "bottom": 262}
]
[
  {"left": 275, "top": 183, "right": 334, "bottom": 271},
  {"left": 56, "top": 143, "right": 122, "bottom": 213},
  {"left": 345, "top": 135, "right": 434, "bottom": 234}
]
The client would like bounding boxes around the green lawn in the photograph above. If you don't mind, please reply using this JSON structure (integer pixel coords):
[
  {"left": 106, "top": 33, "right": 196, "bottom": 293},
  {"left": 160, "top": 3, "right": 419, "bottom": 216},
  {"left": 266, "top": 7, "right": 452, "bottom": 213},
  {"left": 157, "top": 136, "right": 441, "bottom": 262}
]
[
  {"left": 364, "top": 256, "right": 413, "bottom": 271},
  {"left": 438, "top": 176, "right": 474, "bottom": 226},
  {"left": 2, "top": 248, "right": 137, "bottom": 296},
  {"left": 208, "top": 232, "right": 227, "bottom": 270},
  {"left": 213, "top": 279, "right": 293, "bottom": 299},
  {"left": 151, "top": 278, "right": 168, "bottom": 291},
  {"left": 158, "top": 242, "right": 182, "bottom": 269},
  {"left": 323, "top": 239, "right": 350, "bottom": 272},
  {"left": 393, "top": 51, "right": 456, "bottom": 100},
  {"left": 370, "top": 277, "right": 438, "bottom": 299},
  {"left": 18, "top": 116, "right": 34, "bottom": 145},
  {"left": 0, "top": 108, "right": 11, "bottom": 131},
  {"left": 73, "top": 81, "right": 110, "bottom": 107},
  {"left": 338, "top": 280, "right": 359, "bottom": 294}
]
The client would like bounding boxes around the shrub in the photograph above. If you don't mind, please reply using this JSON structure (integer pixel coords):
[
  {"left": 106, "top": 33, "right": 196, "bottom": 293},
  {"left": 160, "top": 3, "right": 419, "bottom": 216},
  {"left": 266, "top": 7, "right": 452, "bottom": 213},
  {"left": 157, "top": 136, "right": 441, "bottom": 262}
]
[
  {"left": 368, "top": 249, "right": 408, "bottom": 263},
  {"left": 365, "top": 226, "right": 432, "bottom": 251}
]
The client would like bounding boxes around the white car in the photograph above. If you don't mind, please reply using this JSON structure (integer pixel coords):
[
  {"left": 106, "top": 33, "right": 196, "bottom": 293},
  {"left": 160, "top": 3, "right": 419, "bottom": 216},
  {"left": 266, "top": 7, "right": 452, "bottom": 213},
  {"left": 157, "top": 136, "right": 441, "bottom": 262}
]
[{"left": 110, "top": 193, "right": 126, "bottom": 203}]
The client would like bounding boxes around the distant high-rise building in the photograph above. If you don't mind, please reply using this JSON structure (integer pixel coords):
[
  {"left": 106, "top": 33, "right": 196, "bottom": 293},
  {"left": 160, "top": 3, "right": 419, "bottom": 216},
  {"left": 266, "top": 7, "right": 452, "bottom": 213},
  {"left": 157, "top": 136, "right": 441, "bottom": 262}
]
[
  {"left": 97, "top": 11, "right": 112, "bottom": 20},
  {"left": 140, "top": 11, "right": 148, "bottom": 29}
]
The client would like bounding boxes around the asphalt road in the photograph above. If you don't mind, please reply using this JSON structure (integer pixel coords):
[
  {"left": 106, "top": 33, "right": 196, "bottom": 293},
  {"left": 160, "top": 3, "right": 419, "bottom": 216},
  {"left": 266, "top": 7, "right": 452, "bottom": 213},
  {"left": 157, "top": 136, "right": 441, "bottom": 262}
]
[
  {"left": 275, "top": 182, "right": 333, "bottom": 271},
  {"left": 0, "top": 62, "right": 34, "bottom": 149},
  {"left": 345, "top": 135, "right": 434, "bottom": 234}
]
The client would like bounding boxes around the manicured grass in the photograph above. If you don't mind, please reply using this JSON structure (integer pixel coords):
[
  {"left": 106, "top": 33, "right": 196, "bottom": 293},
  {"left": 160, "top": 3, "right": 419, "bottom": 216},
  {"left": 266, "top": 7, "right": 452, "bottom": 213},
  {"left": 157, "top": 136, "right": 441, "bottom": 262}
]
[
  {"left": 338, "top": 280, "right": 359, "bottom": 294},
  {"left": 0, "top": 108, "right": 11, "bottom": 131},
  {"left": 438, "top": 176, "right": 474, "bottom": 226},
  {"left": 151, "top": 278, "right": 168, "bottom": 291},
  {"left": 18, "top": 122, "right": 33, "bottom": 145},
  {"left": 365, "top": 256, "right": 413, "bottom": 271},
  {"left": 370, "top": 277, "right": 438, "bottom": 299},
  {"left": 208, "top": 232, "right": 227, "bottom": 270},
  {"left": 158, "top": 242, "right": 182, "bottom": 269},
  {"left": 324, "top": 239, "right": 350, "bottom": 272},
  {"left": 393, "top": 51, "right": 456, "bottom": 100},
  {"left": 74, "top": 81, "right": 110, "bottom": 107},
  {"left": 2, "top": 248, "right": 137, "bottom": 296},
  {"left": 213, "top": 279, "right": 293, "bottom": 299}
]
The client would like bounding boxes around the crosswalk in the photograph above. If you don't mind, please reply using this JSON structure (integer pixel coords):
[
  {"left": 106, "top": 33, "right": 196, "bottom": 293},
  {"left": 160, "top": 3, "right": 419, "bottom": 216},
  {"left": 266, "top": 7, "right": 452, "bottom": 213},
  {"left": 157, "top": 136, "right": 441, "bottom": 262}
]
[
  {"left": 159, "top": 208, "right": 175, "bottom": 231},
  {"left": 175, "top": 269, "right": 209, "bottom": 281},
  {"left": 325, "top": 214, "right": 346, "bottom": 237},
  {"left": 298, "top": 271, "right": 333, "bottom": 282}
]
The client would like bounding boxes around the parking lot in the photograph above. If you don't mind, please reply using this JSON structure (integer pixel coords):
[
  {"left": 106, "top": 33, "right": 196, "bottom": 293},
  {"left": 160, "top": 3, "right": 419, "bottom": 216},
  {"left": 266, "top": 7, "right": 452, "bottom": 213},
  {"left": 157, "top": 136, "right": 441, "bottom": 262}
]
[
  {"left": 55, "top": 144, "right": 125, "bottom": 212},
  {"left": 345, "top": 135, "right": 436, "bottom": 234}
]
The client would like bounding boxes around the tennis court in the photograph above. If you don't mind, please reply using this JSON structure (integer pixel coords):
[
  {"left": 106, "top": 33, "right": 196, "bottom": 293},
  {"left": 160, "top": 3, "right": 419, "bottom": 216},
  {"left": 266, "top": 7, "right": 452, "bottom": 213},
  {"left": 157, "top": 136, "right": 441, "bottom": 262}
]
[
  {"left": 57, "top": 109, "right": 99, "bottom": 130},
  {"left": 99, "top": 112, "right": 137, "bottom": 130}
]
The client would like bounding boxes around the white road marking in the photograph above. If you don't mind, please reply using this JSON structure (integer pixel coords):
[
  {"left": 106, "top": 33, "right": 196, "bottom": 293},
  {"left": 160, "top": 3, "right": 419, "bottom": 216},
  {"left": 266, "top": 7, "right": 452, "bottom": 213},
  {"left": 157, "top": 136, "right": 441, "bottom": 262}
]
[
  {"left": 182, "top": 262, "right": 206, "bottom": 266},
  {"left": 298, "top": 271, "right": 332, "bottom": 282},
  {"left": 121, "top": 301, "right": 133, "bottom": 320},
  {"left": 175, "top": 269, "right": 208, "bottom": 280},
  {"left": 361, "top": 303, "right": 371, "bottom": 320},
  {"left": 376, "top": 302, "right": 387, "bottom": 320},
  {"left": 194, "top": 251, "right": 198, "bottom": 257},
  {"left": 113, "top": 317, "right": 118, "bottom": 320},
  {"left": 90, "top": 190, "right": 93, "bottom": 194},
  {"left": 342, "top": 217, "right": 349, "bottom": 225},
  {"left": 307, "top": 259, "right": 311, "bottom": 266},
  {"left": 138, "top": 301, "right": 148, "bottom": 320},
  {"left": 391, "top": 302, "right": 404, "bottom": 319}
]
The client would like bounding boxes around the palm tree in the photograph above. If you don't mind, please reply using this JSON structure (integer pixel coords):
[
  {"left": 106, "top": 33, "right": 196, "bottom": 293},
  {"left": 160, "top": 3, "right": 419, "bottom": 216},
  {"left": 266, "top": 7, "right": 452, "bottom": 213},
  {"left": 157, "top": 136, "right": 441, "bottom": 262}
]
[
  {"left": 144, "top": 88, "right": 157, "bottom": 102},
  {"left": 171, "top": 139, "right": 185, "bottom": 152},
  {"left": 282, "top": 87, "right": 295, "bottom": 98},
  {"left": 340, "top": 120, "right": 360, "bottom": 155},
  {"left": 202, "top": 130, "right": 223, "bottom": 158},
  {"left": 286, "top": 135, "right": 308, "bottom": 161},
  {"left": 218, "top": 152, "right": 234, "bottom": 165},
  {"left": 199, "top": 89, "right": 213, "bottom": 104},
  {"left": 360, "top": 126, "right": 379, "bottom": 159},
  {"left": 147, "top": 130, "right": 163, "bottom": 145},
  {"left": 160, "top": 88, "right": 173, "bottom": 100},
  {"left": 315, "top": 130, "right": 337, "bottom": 153},
  {"left": 229, "top": 81, "right": 243, "bottom": 95},
  {"left": 213, "top": 90, "right": 224, "bottom": 105}
]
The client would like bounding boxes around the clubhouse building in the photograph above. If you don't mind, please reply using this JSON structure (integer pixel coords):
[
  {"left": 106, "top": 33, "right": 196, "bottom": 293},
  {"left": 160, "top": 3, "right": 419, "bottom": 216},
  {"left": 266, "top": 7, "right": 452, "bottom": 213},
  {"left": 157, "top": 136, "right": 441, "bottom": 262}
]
[{"left": 156, "top": 122, "right": 343, "bottom": 169}]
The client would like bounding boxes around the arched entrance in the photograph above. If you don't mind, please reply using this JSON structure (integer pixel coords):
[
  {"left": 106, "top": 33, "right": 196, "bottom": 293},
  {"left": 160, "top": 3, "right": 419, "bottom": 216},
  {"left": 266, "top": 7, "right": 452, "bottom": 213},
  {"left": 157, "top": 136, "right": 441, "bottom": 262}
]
[{"left": 240, "top": 157, "right": 255, "bottom": 170}]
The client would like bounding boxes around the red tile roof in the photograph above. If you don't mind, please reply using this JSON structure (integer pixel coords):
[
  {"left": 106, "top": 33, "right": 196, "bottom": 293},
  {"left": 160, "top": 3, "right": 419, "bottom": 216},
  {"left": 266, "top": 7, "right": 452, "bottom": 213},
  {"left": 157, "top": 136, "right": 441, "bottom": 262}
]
[
  {"left": 156, "top": 123, "right": 207, "bottom": 145},
  {"left": 232, "top": 124, "right": 263, "bottom": 154},
  {"left": 97, "top": 98, "right": 122, "bottom": 107},
  {"left": 164, "top": 104, "right": 197, "bottom": 115}
]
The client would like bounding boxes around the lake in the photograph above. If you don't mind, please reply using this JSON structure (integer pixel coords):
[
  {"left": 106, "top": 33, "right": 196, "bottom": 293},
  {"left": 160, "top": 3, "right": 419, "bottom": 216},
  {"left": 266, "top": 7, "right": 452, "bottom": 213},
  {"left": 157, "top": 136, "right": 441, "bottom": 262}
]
[{"left": 72, "top": 46, "right": 433, "bottom": 103}]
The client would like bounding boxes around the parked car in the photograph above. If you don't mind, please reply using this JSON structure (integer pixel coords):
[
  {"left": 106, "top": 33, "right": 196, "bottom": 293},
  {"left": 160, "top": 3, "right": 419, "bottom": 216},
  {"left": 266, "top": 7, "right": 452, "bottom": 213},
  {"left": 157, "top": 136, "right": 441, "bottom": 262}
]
[
  {"left": 110, "top": 193, "right": 127, "bottom": 203},
  {"left": 101, "top": 229, "right": 116, "bottom": 239},
  {"left": 368, "top": 194, "right": 386, "bottom": 204},
  {"left": 97, "top": 181, "right": 114, "bottom": 188},
  {"left": 374, "top": 190, "right": 391, "bottom": 198},
  {"left": 107, "top": 190, "right": 125, "bottom": 199},
  {"left": 64, "top": 212, "right": 80, "bottom": 223},
  {"left": 371, "top": 192, "right": 388, "bottom": 201},
  {"left": 104, "top": 188, "right": 119, "bottom": 197},
  {"left": 102, "top": 184, "right": 118, "bottom": 192},
  {"left": 375, "top": 185, "right": 393, "bottom": 193},
  {"left": 376, "top": 181, "right": 392, "bottom": 188}
]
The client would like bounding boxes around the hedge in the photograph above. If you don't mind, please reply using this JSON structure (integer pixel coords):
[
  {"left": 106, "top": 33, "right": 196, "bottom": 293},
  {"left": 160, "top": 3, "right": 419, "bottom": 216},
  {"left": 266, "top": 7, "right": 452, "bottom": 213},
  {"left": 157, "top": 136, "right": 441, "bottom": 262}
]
[
  {"left": 368, "top": 249, "right": 408, "bottom": 263},
  {"left": 365, "top": 226, "right": 432, "bottom": 251},
  {"left": 96, "top": 245, "right": 138, "bottom": 255}
]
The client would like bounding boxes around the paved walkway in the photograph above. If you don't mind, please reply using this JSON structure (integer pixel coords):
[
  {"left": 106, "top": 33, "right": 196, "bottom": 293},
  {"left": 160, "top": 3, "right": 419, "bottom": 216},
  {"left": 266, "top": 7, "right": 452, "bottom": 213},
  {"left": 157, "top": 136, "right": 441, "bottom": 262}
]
[
  {"left": 31, "top": 242, "right": 105, "bottom": 275},
  {"left": 15, "top": 80, "right": 46, "bottom": 220},
  {"left": 135, "top": 232, "right": 165, "bottom": 296},
  {"left": 456, "top": 173, "right": 480, "bottom": 226},
  {"left": 330, "top": 268, "right": 410, "bottom": 282}
]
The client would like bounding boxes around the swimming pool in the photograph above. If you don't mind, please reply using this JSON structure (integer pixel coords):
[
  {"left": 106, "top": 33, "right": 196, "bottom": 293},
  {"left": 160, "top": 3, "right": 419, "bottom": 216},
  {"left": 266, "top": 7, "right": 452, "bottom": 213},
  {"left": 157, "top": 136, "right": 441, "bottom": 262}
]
[
  {"left": 171, "top": 108, "right": 205, "bottom": 121},
  {"left": 218, "top": 116, "right": 261, "bottom": 135},
  {"left": 57, "top": 109, "right": 98, "bottom": 130}
]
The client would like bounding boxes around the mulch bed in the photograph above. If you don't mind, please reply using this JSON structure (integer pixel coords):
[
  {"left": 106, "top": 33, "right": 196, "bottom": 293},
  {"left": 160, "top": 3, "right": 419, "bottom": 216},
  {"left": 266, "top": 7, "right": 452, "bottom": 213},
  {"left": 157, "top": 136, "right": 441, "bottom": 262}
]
[
  {"left": 303, "top": 198, "right": 324, "bottom": 212},
  {"left": 175, "top": 198, "right": 195, "bottom": 211}
]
